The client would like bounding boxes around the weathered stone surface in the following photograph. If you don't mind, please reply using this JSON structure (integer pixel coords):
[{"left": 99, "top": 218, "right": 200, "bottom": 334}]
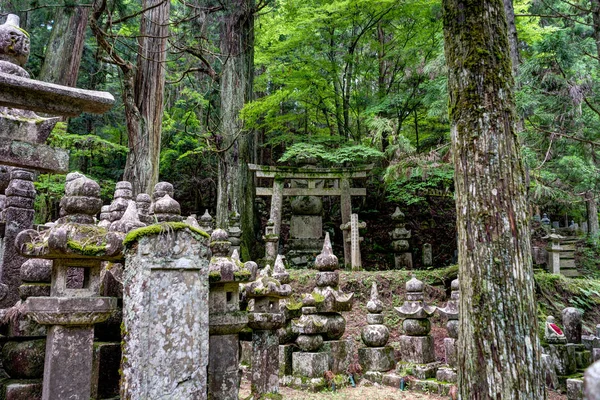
[
  {"left": 542, "top": 353, "right": 559, "bottom": 390},
  {"left": 546, "top": 343, "right": 577, "bottom": 376},
  {"left": 296, "top": 334, "right": 323, "bottom": 351},
  {"left": 398, "top": 335, "right": 435, "bottom": 364},
  {"left": 42, "top": 325, "right": 94, "bottom": 400},
  {"left": 208, "top": 334, "right": 240, "bottom": 400},
  {"left": 18, "top": 284, "right": 50, "bottom": 299},
  {"left": 26, "top": 297, "right": 116, "bottom": 326},
  {"left": 290, "top": 215, "right": 322, "bottom": 239},
  {"left": 436, "top": 367, "right": 457, "bottom": 383},
  {"left": 422, "top": 243, "right": 432, "bottom": 266},
  {"left": 566, "top": 378, "right": 584, "bottom": 400},
  {"left": 444, "top": 337, "right": 457, "bottom": 367},
  {"left": 315, "top": 271, "right": 338, "bottom": 287},
  {"left": 367, "top": 313, "right": 384, "bottom": 325},
  {"left": 4, "top": 380, "right": 42, "bottom": 400},
  {"left": 321, "top": 339, "right": 354, "bottom": 374},
  {"left": 251, "top": 330, "right": 279, "bottom": 396},
  {"left": 2, "top": 340, "right": 45, "bottom": 379},
  {"left": 403, "top": 319, "right": 431, "bottom": 336},
  {"left": 413, "top": 362, "right": 441, "bottom": 379},
  {"left": 292, "top": 352, "right": 330, "bottom": 378},
  {"left": 563, "top": 307, "right": 583, "bottom": 344},
  {"left": 361, "top": 324, "right": 390, "bottom": 347},
  {"left": 358, "top": 347, "right": 395, "bottom": 372},
  {"left": 122, "top": 229, "right": 209, "bottom": 399},
  {"left": 585, "top": 359, "right": 600, "bottom": 400},
  {"left": 20, "top": 259, "right": 51, "bottom": 283}
]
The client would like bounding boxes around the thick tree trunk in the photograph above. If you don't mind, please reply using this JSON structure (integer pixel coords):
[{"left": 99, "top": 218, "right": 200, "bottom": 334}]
[
  {"left": 122, "top": 0, "right": 170, "bottom": 195},
  {"left": 39, "top": 6, "right": 89, "bottom": 87},
  {"left": 216, "top": 0, "right": 256, "bottom": 260},
  {"left": 586, "top": 190, "right": 599, "bottom": 238},
  {"left": 442, "top": 0, "right": 545, "bottom": 398}
]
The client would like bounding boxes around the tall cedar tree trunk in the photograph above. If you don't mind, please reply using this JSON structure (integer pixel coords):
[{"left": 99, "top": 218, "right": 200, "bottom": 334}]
[
  {"left": 442, "top": 0, "right": 546, "bottom": 398},
  {"left": 216, "top": 0, "right": 256, "bottom": 260},
  {"left": 39, "top": 6, "right": 88, "bottom": 87},
  {"left": 122, "top": 0, "right": 169, "bottom": 195},
  {"left": 91, "top": 0, "right": 168, "bottom": 196},
  {"left": 586, "top": 190, "right": 599, "bottom": 237}
]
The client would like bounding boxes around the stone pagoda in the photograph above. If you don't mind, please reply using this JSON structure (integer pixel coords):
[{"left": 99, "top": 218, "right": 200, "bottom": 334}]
[
  {"left": 436, "top": 278, "right": 459, "bottom": 383},
  {"left": 207, "top": 229, "right": 254, "bottom": 399},
  {"left": 291, "top": 233, "right": 354, "bottom": 380},
  {"left": 390, "top": 207, "right": 412, "bottom": 269},
  {"left": 359, "top": 282, "right": 395, "bottom": 382},
  {"left": 244, "top": 264, "right": 292, "bottom": 398},
  {"left": 16, "top": 173, "right": 121, "bottom": 399},
  {"left": 395, "top": 276, "right": 437, "bottom": 376}
]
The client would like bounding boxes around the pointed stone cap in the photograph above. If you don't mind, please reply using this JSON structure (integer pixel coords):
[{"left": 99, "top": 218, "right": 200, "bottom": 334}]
[
  {"left": 200, "top": 209, "right": 213, "bottom": 222},
  {"left": 185, "top": 215, "right": 201, "bottom": 229},
  {"left": 543, "top": 229, "right": 565, "bottom": 241},
  {"left": 366, "top": 282, "right": 383, "bottom": 314},
  {"left": 391, "top": 207, "right": 405, "bottom": 221},
  {"left": 110, "top": 201, "right": 145, "bottom": 233},
  {"left": 273, "top": 254, "right": 290, "bottom": 284},
  {"left": 231, "top": 249, "right": 240, "bottom": 262},
  {"left": 314, "top": 233, "right": 338, "bottom": 271},
  {"left": 406, "top": 275, "right": 424, "bottom": 292}
]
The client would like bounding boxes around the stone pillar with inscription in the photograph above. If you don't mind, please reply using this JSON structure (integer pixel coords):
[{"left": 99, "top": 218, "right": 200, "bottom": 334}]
[
  {"left": 121, "top": 200, "right": 211, "bottom": 399},
  {"left": 436, "top": 278, "right": 459, "bottom": 383}
]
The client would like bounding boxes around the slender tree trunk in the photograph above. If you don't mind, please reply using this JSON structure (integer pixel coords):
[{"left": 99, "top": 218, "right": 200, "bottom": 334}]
[
  {"left": 591, "top": 0, "right": 600, "bottom": 63},
  {"left": 442, "top": 0, "right": 545, "bottom": 398},
  {"left": 216, "top": 0, "right": 256, "bottom": 260},
  {"left": 586, "top": 190, "right": 599, "bottom": 238},
  {"left": 39, "top": 6, "right": 89, "bottom": 86},
  {"left": 122, "top": 0, "right": 170, "bottom": 195}
]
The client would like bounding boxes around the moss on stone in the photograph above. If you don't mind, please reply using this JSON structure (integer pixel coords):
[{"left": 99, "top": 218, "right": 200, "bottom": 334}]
[
  {"left": 66, "top": 239, "right": 106, "bottom": 256},
  {"left": 123, "top": 222, "right": 210, "bottom": 247}
]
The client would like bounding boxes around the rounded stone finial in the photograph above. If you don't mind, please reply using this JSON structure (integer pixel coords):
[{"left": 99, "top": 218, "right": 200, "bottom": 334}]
[
  {"left": 406, "top": 276, "right": 424, "bottom": 293},
  {"left": 314, "top": 233, "right": 338, "bottom": 271},
  {"left": 153, "top": 182, "right": 174, "bottom": 200},
  {"left": 211, "top": 228, "right": 228, "bottom": 242},
  {"left": 0, "top": 14, "right": 30, "bottom": 67},
  {"left": 59, "top": 174, "right": 103, "bottom": 223},
  {"left": 153, "top": 194, "right": 181, "bottom": 222},
  {"left": 451, "top": 278, "right": 459, "bottom": 291},
  {"left": 210, "top": 229, "right": 231, "bottom": 257}
]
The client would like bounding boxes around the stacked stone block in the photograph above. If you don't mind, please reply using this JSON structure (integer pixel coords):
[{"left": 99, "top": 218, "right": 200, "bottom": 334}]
[
  {"left": 16, "top": 173, "right": 121, "bottom": 400},
  {"left": 395, "top": 276, "right": 437, "bottom": 378},
  {"left": 389, "top": 207, "right": 412, "bottom": 269},
  {"left": 207, "top": 229, "right": 253, "bottom": 399},
  {"left": 359, "top": 282, "right": 395, "bottom": 382},
  {"left": 436, "top": 278, "right": 459, "bottom": 383},
  {"left": 291, "top": 233, "right": 353, "bottom": 380},
  {"left": 245, "top": 264, "right": 291, "bottom": 398}
]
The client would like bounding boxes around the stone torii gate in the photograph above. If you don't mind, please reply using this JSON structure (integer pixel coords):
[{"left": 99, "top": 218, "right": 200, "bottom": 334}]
[{"left": 249, "top": 163, "right": 372, "bottom": 266}]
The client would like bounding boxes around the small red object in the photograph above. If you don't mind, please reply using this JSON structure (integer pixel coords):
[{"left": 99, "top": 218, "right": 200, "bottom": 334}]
[{"left": 550, "top": 323, "right": 563, "bottom": 335}]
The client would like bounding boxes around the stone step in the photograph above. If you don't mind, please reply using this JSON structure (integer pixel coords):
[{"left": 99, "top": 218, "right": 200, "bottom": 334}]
[{"left": 561, "top": 269, "right": 581, "bottom": 278}]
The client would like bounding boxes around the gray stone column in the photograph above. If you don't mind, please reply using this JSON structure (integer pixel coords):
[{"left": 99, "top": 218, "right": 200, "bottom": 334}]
[
  {"left": 122, "top": 227, "right": 210, "bottom": 399},
  {"left": 0, "top": 169, "right": 35, "bottom": 308},
  {"left": 585, "top": 360, "right": 600, "bottom": 400}
]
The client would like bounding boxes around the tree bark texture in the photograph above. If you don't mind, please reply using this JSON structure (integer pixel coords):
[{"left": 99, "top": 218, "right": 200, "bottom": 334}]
[
  {"left": 586, "top": 190, "right": 599, "bottom": 238},
  {"left": 121, "top": 0, "right": 170, "bottom": 195},
  {"left": 503, "top": 0, "right": 520, "bottom": 78},
  {"left": 216, "top": 0, "right": 256, "bottom": 260},
  {"left": 39, "top": 6, "right": 89, "bottom": 87},
  {"left": 442, "top": 0, "right": 545, "bottom": 398}
]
